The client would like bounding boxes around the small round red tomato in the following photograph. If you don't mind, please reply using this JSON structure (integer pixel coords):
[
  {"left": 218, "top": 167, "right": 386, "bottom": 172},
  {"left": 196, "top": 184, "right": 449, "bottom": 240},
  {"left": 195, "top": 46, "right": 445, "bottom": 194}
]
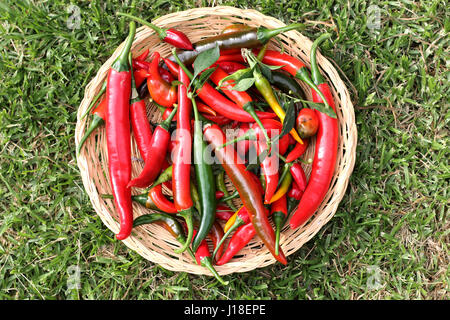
[{"left": 296, "top": 108, "right": 319, "bottom": 138}]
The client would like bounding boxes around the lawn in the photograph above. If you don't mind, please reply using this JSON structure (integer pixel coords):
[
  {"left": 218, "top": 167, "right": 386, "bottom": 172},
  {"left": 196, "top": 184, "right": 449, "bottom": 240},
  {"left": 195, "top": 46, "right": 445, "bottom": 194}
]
[{"left": 0, "top": 0, "right": 448, "bottom": 300}]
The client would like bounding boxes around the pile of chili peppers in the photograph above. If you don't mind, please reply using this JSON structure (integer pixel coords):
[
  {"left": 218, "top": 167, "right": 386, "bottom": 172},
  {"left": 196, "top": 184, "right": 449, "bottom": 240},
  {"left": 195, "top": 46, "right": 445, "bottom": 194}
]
[{"left": 80, "top": 14, "right": 338, "bottom": 284}]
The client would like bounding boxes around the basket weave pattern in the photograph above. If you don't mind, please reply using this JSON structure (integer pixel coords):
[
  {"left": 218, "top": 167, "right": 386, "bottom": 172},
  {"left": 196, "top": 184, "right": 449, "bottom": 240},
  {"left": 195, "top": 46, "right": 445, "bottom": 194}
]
[{"left": 75, "top": 6, "right": 357, "bottom": 276}]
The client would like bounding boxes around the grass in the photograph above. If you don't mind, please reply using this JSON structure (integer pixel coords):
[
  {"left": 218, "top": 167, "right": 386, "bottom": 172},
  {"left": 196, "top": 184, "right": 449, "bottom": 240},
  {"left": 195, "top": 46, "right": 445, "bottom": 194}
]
[{"left": 0, "top": 0, "right": 448, "bottom": 300}]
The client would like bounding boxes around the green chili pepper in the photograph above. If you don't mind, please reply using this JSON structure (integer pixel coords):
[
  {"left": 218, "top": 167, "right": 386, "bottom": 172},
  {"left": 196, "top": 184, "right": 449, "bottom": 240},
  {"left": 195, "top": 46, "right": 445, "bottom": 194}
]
[
  {"left": 216, "top": 172, "right": 237, "bottom": 212},
  {"left": 190, "top": 98, "right": 217, "bottom": 252},
  {"left": 133, "top": 213, "right": 195, "bottom": 260},
  {"left": 269, "top": 70, "right": 306, "bottom": 100}
]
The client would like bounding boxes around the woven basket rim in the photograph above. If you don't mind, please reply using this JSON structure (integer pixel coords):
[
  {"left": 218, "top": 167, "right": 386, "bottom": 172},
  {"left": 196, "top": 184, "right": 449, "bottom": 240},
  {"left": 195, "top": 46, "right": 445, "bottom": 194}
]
[{"left": 75, "top": 6, "right": 357, "bottom": 276}]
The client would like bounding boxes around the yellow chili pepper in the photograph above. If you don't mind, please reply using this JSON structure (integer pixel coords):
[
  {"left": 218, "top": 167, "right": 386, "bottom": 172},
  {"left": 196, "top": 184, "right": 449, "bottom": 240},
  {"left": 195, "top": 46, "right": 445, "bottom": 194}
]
[
  {"left": 268, "top": 171, "right": 293, "bottom": 204},
  {"left": 223, "top": 206, "right": 244, "bottom": 233},
  {"left": 253, "top": 70, "right": 303, "bottom": 144}
]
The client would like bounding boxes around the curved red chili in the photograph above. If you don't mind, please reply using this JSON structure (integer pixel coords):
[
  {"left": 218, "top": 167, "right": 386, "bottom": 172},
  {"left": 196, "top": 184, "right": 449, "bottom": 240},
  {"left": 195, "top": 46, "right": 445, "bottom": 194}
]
[
  {"left": 147, "top": 52, "right": 177, "bottom": 108},
  {"left": 105, "top": 22, "right": 136, "bottom": 240},
  {"left": 208, "top": 221, "right": 225, "bottom": 262},
  {"left": 128, "top": 107, "right": 177, "bottom": 188},
  {"left": 287, "top": 181, "right": 303, "bottom": 201},
  {"left": 148, "top": 184, "right": 177, "bottom": 214},
  {"left": 290, "top": 33, "right": 338, "bottom": 229},
  {"left": 133, "top": 59, "right": 175, "bottom": 84},
  {"left": 285, "top": 138, "right": 309, "bottom": 163},
  {"left": 118, "top": 13, "right": 193, "bottom": 50},
  {"left": 215, "top": 222, "right": 255, "bottom": 266},
  {"left": 289, "top": 162, "right": 307, "bottom": 192}
]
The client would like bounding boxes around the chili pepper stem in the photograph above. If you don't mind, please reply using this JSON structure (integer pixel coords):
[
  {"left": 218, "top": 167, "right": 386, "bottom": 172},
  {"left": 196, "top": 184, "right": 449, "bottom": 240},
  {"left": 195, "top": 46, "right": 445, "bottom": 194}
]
[
  {"left": 217, "top": 128, "right": 257, "bottom": 149},
  {"left": 81, "top": 81, "right": 106, "bottom": 120},
  {"left": 216, "top": 172, "right": 237, "bottom": 212},
  {"left": 172, "top": 48, "right": 195, "bottom": 80},
  {"left": 273, "top": 212, "right": 284, "bottom": 256},
  {"left": 220, "top": 190, "right": 239, "bottom": 202},
  {"left": 112, "top": 21, "right": 136, "bottom": 72},
  {"left": 117, "top": 12, "right": 167, "bottom": 39},
  {"left": 310, "top": 33, "right": 332, "bottom": 85},
  {"left": 212, "top": 216, "right": 245, "bottom": 260},
  {"left": 200, "top": 257, "right": 229, "bottom": 285},
  {"left": 77, "top": 114, "right": 104, "bottom": 156},
  {"left": 257, "top": 23, "right": 305, "bottom": 44},
  {"left": 296, "top": 67, "right": 331, "bottom": 110},
  {"left": 159, "top": 105, "right": 178, "bottom": 131},
  {"left": 174, "top": 208, "right": 195, "bottom": 254}
]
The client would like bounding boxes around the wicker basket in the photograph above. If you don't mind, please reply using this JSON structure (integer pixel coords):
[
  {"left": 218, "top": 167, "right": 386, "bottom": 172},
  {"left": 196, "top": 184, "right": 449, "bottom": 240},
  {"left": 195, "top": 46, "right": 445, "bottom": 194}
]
[{"left": 75, "top": 6, "right": 357, "bottom": 276}]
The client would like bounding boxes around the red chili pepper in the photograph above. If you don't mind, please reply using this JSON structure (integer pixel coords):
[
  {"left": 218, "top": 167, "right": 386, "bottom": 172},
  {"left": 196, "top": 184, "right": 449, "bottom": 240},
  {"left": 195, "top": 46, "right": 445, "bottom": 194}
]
[
  {"left": 254, "top": 139, "right": 279, "bottom": 204},
  {"left": 215, "top": 222, "right": 254, "bottom": 266},
  {"left": 171, "top": 67, "right": 195, "bottom": 253},
  {"left": 285, "top": 138, "right": 309, "bottom": 163},
  {"left": 217, "top": 52, "right": 245, "bottom": 63},
  {"left": 215, "top": 204, "right": 234, "bottom": 221},
  {"left": 289, "top": 162, "right": 307, "bottom": 192},
  {"left": 208, "top": 221, "right": 225, "bottom": 262},
  {"left": 118, "top": 13, "right": 193, "bottom": 50},
  {"left": 163, "top": 58, "right": 180, "bottom": 78},
  {"left": 128, "top": 107, "right": 178, "bottom": 188},
  {"left": 194, "top": 101, "right": 216, "bottom": 116},
  {"left": 287, "top": 181, "right": 303, "bottom": 200},
  {"left": 129, "top": 57, "right": 154, "bottom": 164},
  {"left": 296, "top": 108, "right": 319, "bottom": 138},
  {"left": 192, "top": 229, "right": 228, "bottom": 285},
  {"left": 132, "top": 68, "right": 150, "bottom": 87},
  {"left": 147, "top": 52, "right": 177, "bottom": 108},
  {"left": 216, "top": 61, "right": 247, "bottom": 74},
  {"left": 148, "top": 184, "right": 177, "bottom": 214},
  {"left": 290, "top": 33, "right": 338, "bottom": 229},
  {"left": 77, "top": 98, "right": 107, "bottom": 155},
  {"left": 133, "top": 59, "right": 175, "bottom": 84},
  {"left": 135, "top": 48, "right": 150, "bottom": 61},
  {"left": 199, "top": 112, "right": 233, "bottom": 126},
  {"left": 105, "top": 22, "right": 136, "bottom": 240},
  {"left": 203, "top": 124, "right": 287, "bottom": 265},
  {"left": 215, "top": 190, "right": 225, "bottom": 200}
]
